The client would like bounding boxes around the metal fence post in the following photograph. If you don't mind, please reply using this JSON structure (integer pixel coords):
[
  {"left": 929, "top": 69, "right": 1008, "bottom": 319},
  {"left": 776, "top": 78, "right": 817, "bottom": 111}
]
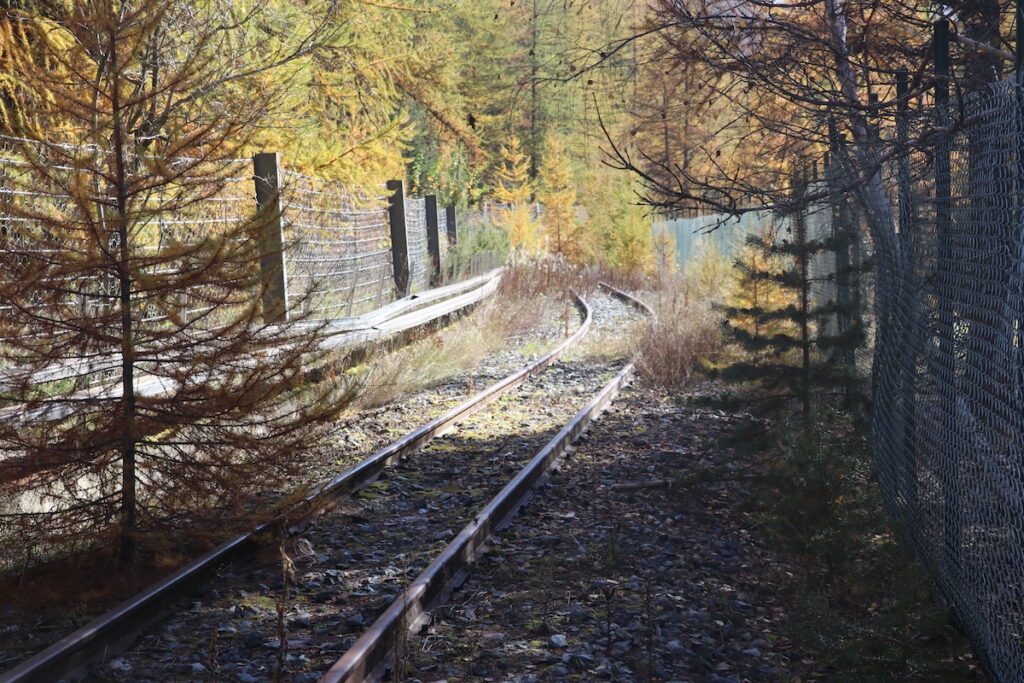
[
  {"left": 933, "top": 17, "right": 961, "bottom": 585},
  {"left": 253, "top": 152, "right": 288, "bottom": 324},
  {"left": 445, "top": 206, "right": 458, "bottom": 245},
  {"left": 896, "top": 69, "right": 913, "bottom": 245},
  {"left": 893, "top": 67, "right": 920, "bottom": 524},
  {"left": 827, "top": 120, "right": 853, "bottom": 372},
  {"left": 386, "top": 179, "right": 410, "bottom": 297},
  {"left": 425, "top": 195, "right": 441, "bottom": 286},
  {"left": 1017, "top": 0, "right": 1024, "bottom": 225}
]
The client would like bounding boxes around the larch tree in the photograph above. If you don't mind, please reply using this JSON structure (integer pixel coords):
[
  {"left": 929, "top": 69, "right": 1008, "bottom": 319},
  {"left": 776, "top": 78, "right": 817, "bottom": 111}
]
[
  {"left": 492, "top": 135, "right": 537, "bottom": 253},
  {"left": 576, "top": 163, "right": 653, "bottom": 275},
  {"left": 537, "top": 135, "right": 578, "bottom": 261},
  {"left": 0, "top": 0, "right": 352, "bottom": 566}
]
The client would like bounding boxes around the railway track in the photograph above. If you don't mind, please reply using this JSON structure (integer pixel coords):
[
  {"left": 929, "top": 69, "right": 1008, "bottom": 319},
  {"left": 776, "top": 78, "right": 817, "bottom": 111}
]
[{"left": 1, "top": 284, "right": 649, "bottom": 683}]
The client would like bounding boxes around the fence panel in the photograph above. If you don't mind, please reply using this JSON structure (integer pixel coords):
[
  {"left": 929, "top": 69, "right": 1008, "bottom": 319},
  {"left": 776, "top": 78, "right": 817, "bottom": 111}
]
[
  {"left": 406, "top": 196, "right": 430, "bottom": 293},
  {"left": 279, "top": 170, "right": 394, "bottom": 319},
  {"left": 871, "top": 73, "right": 1024, "bottom": 679}
]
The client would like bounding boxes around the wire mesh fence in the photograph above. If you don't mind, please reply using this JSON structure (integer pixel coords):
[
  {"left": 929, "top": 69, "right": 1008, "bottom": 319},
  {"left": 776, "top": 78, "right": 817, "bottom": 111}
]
[
  {"left": 0, "top": 135, "right": 266, "bottom": 573},
  {"left": 846, "top": 72, "right": 1024, "bottom": 679},
  {"left": 808, "top": 182, "right": 877, "bottom": 383},
  {"left": 0, "top": 135, "right": 82, "bottom": 362},
  {"left": 279, "top": 170, "right": 394, "bottom": 320},
  {"left": 438, "top": 206, "right": 450, "bottom": 277},
  {"left": 448, "top": 200, "right": 541, "bottom": 281},
  {"left": 0, "top": 142, "right": 503, "bottom": 575},
  {"left": 651, "top": 210, "right": 772, "bottom": 268},
  {"left": 406, "top": 196, "right": 430, "bottom": 293},
  {"left": 0, "top": 136, "right": 258, "bottom": 387},
  {"left": 0, "top": 147, "right": 493, "bottom": 386}
]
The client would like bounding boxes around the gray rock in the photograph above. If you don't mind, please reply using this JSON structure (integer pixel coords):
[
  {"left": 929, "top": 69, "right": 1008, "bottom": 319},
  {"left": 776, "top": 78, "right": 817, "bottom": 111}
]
[
  {"left": 288, "top": 613, "right": 313, "bottom": 629},
  {"left": 563, "top": 651, "right": 595, "bottom": 672},
  {"left": 566, "top": 603, "right": 592, "bottom": 625},
  {"left": 107, "top": 658, "right": 132, "bottom": 674},
  {"left": 549, "top": 633, "right": 568, "bottom": 648},
  {"left": 242, "top": 630, "right": 264, "bottom": 648}
]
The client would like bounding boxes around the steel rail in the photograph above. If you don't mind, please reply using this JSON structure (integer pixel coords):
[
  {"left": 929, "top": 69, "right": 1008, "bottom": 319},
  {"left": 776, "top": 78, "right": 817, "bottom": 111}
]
[
  {"left": 0, "top": 268, "right": 503, "bottom": 408},
  {"left": 321, "top": 283, "right": 652, "bottom": 682},
  {"left": 0, "top": 270, "right": 506, "bottom": 488},
  {"left": 0, "top": 290, "right": 592, "bottom": 683}
]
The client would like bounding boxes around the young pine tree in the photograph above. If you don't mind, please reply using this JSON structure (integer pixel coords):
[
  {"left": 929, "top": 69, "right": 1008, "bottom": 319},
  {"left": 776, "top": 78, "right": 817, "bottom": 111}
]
[
  {"left": 718, "top": 207, "right": 866, "bottom": 418},
  {"left": 719, "top": 225, "right": 796, "bottom": 357},
  {"left": 0, "top": 0, "right": 349, "bottom": 566}
]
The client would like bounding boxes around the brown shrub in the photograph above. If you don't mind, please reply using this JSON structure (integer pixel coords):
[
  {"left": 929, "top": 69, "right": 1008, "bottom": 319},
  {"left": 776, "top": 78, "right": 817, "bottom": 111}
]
[
  {"left": 628, "top": 234, "right": 735, "bottom": 390},
  {"left": 634, "top": 281, "right": 725, "bottom": 391},
  {"left": 497, "top": 257, "right": 600, "bottom": 302}
]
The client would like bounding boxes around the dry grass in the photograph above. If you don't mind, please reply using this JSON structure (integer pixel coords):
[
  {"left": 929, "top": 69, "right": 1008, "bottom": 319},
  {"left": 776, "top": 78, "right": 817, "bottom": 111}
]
[
  {"left": 633, "top": 270, "right": 727, "bottom": 391},
  {"left": 630, "top": 238, "right": 735, "bottom": 391},
  {"left": 497, "top": 257, "right": 601, "bottom": 302},
  {"left": 496, "top": 259, "right": 728, "bottom": 390}
]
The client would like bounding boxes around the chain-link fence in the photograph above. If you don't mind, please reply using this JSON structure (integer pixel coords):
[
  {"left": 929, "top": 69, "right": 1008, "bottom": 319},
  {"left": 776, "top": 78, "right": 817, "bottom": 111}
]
[
  {"left": 860, "top": 71, "right": 1024, "bottom": 679},
  {"left": 279, "top": 170, "right": 394, "bottom": 320}
]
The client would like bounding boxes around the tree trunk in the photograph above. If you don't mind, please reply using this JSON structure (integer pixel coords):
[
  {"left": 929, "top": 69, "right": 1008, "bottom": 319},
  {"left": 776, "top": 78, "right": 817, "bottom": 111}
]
[
  {"left": 110, "top": 38, "right": 138, "bottom": 564},
  {"left": 797, "top": 192, "right": 811, "bottom": 422}
]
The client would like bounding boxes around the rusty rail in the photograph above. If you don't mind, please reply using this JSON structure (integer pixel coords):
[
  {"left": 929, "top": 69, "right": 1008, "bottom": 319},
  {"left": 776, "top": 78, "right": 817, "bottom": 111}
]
[
  {"left": 1, "top": 291, "right": 592, "bottom": 683},
  {"left": 321, "top": 283, "right": 651, "bottom": 682}
]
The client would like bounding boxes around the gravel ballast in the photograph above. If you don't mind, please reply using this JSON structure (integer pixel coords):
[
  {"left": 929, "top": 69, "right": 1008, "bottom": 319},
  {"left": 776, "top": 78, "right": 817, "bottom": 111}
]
[
  {"left": 399, "top": 385, "right": 810, "bottom": 683},
  {"left": 82, "top": 293, "right": 644, "bottom": 682},
  {"left": 0, "top": 292, "right": 585, "bottom": 675}
]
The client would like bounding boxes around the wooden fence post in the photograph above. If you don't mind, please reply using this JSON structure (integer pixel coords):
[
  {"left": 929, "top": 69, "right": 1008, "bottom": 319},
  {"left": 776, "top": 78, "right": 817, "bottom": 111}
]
[
  {"left": 253, "top": 152, "right": 288, "bottom": 324},
  {"left": 425, "top": 195, "right": 441, "bottom": 286},
  {"left": 387, "top": 179, "right": 411, "bottom": 297},
  {"left": 445, "top": 206, "right": 458, "bottom": 245}
]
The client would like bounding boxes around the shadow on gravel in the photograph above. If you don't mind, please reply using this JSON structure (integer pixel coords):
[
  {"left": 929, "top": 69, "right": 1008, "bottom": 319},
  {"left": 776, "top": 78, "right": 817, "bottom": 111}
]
[{"left": 398, "top": 386, "right": 805, "bottom": 683}]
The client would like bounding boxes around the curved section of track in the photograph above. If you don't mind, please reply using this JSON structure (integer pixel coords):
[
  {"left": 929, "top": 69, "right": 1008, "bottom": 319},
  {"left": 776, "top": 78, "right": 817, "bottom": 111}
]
[
  {"left": 1, "top": 294, "right": 593, "bottom": 683},
  {"left": 324, "top": 283, "right": 651, "bottom": 682}
]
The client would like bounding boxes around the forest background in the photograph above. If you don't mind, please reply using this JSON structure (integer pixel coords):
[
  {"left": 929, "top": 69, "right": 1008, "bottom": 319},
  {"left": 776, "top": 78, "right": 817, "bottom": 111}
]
[{"left": 0, "top": 0, "right": 723, "bottom": 275}]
